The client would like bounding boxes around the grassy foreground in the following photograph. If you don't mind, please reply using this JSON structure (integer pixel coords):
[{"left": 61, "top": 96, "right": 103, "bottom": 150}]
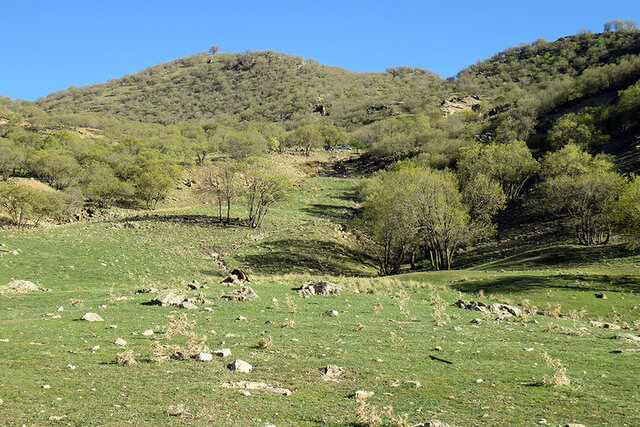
[{"left": 1, "top": 169, "right": 639, "bottom": 426}]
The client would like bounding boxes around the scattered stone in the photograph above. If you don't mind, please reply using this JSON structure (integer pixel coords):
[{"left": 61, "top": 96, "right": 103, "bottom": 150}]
[
  {"left": 91, "top": 345, "right": 100, "bottom": 351},
  {"left": 67, "top": 364, "right": 76, "bottom": 370},
  {"left": 180, "top": 301, "right": 199, "bottom": 310},
  {"left": 57, "top": 306, "right": 64, "bottom": 312},
  {"left": 167, "top": 404, "right": 187, "bottom": 416},
  {"left": 187, "top": 280, "right": 201, "bottom": 290},
  {"left": 42, "top": 384, "right": 51, "bottom": 389},
  {"left": 524, "top": 348, "right": 535, "bottom": 352},
  {"left": 236, "top": 315, "right": 247, "bottom": 321},
  {"left": 224, "top": 333, "right": 236, "bottom": 338},
  {"left": 221, "top": 269, "right": 250, "bottom": 284},
  {"left": 434, "top": 346, "right": 442, "bottom": 351},
  {"left": 299, "top": 280, "right": 341, "bottom": 296},
  {"left": 476, "top": 378, "right": 483, "bottom": 383},
  {"left": 114, "top": 338, "right": 127, "bottom": 346},
  {"left": 454, "top": 299, "right": 521, "bottom": 317},
  {"left": 412, "top": 421, "right": 451, "bottom": 427},
  {"left": 109, "top": 325, "right": 118, "bottom": 329},
  {"left": 595, "top": 293, "right": 607, "bottom": 299},
  {"left": 135, "top": 288, "right": 158, "bottom": 294},
  {"left": 470, "top": 318, "right": 482, "bottom": 324},
  {"left": 354, "top": 390, "right": 374, "bottom": 400},
  {"left": 142, "top": 329, "right": 154, "bottom": 336},
  {"left": 81, "top": 313, "right": 104, "bottom": 322},
  {"left": 221, "top": 380, "right": 293, "bottom": 396},
  {"left": 214, "top": 348, "right": 232, "bottom": 358},
  {"left": 228, "top": 360, "right": 253, "bottom": 373},
  {"left": 48, "top": 416, "right": 66, "bottom": 421},
  {"left": 591, "top": 320, "right": 620, "bottom": 329},
  {"left": 1, "top": 280, "right": 39, "bottom": 293},
  {"left": 322, "top": 364, "right": 344, "bottom": 381},
  {"left": 222, "top": 286, "right": 259, "bottom": 301},
  {"left": 203, "top": 307, "right": 213, "bottom": 312},
  {"left": 451, "top": 326, "right": 462, "bottom": 331},
  {"left": 614, "top": 333, "right": 640, "bottom": 343},
  {"left": 325, "top": 310, "right": 339, "bottom": 317},
  {"left": 564, "top": 424, "right": 586, "bottom": 427},
  {"left": 194, "top": 352, "right": 213, "bottom": 362},
  {"left": 240, "top": 390, "right": 251, "bottom": 396},
  {"left": 406, "top": 380, "right": 421, "bottom": 388},
  {"left": 151, "top": 289, "right": 185, "bottom": 306},
  {"left": 0, "top": 398, "right": 2, "bottom": 405},
  {"left": 0, "top": 339, "right": 7, "bottom": 342}
]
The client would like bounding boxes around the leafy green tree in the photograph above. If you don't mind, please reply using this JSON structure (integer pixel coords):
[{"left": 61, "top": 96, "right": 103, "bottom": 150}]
[
  {"left": 208, "top": 45, "right": 219, "bottom": 54},
  {"left": 548, "top": 112, "right": 609, "bottom": 151},
  {"left": 243, "top": 161, "right": 294, "bottom": 228},
  {"left": 0, "top": 140, "right": 25, "bottom": 181},
  {"left": 319, "top": 125, "right": 347, "bottom": 149},
  {"left": 29, "top": 150, "right": 80, "bottom": 189},
  {"left": 291, "top": 125, "right": 322, "bottom": 156},
  {"left": 81, "top": 163, "right": 133, "bottom": 208},
  {"left": 539, "top": 144, "right": 624, "bottom": 245},
  {"left": 133, "top": 150, "right": 181, "bottom": 209},
  {"left": 0, "top": 182, "right": 64, "bottom": 228},
  {"left": 461, "top": 173, "right": 507, "bottom": 237},
  {"left": 604, "top": 176, "right": 640, "bottom": 246},
  {"left": 458, "top": 140, "right": 539, "bottom": 201}
]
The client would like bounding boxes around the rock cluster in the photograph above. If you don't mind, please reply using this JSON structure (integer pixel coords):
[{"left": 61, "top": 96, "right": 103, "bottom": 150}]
[
  {"left": 150, "top": 289, "right": 211, "bottom": 309},
  {"left": 300, "top": 280, "right": 341, "bottom": 296},
  {"left": 454, "top": 299, "right": 522, "bottom": 317},
  {"left": 222, "top": 286, "right": 259, "bottom": 302}
]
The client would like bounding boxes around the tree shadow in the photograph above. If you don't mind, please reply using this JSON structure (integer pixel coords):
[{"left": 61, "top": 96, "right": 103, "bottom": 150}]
[
  {"left": 301, "top": 203, "right": 356, "bottom": 222},
  {"left": 236, "top": 238, "right": 374, "bottom": 276},
  {"left": 450, "top": 273, "right": 640, "bottom": 294},
  {"left": 115, "top": 214, "right": 248, "bottom": 228}
]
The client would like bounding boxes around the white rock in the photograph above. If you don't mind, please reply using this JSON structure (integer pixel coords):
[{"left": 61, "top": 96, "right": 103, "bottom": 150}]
[
  {"left": 42, "top": 384, "right": 51, "bottom": 389},
  {"left": 109, "top": 325, "right": 118, "bottom": 329},
  {"left": 81, "top": 313, "right": 104, "bottom": 322},
  {"left": 229, "top": 360, "right": 253, "bottom": 373},
  {"left": 203, "top": 307, "right": 213, "bottom": 312},
  {"left": 114, "top": 338, "right": 127, "bottom": 346},
  {"left": 236, "top": 315, "right": 247, "bottom": 321},
  {"left": 215, "top": 348, "right": 232, "bottom": 358},
  {"left": 57, "top": 306, "right": 64, "bottom": 312},
  {"left": 142, "top": 329, "right": 154, "bottom": 336},
  {"left": 194, "top": 352, "right": 213, "bottom": 362},
  {"left": 67, "top": 364, "right": 76, "bottom": 370},
  {"left": 476, "top": 378, "right": 483, "bottom": 383},
  {"left": 354, "top": 390, "right": 374, "bottom": 400},
  {"left": 325, "top": 310, "right": 339, "bottom": 317},
  {"left": 91, "top": 345, "right": 100, "bottom": 351},
  {"left": 240, "top": 390, "right": 251, "bottom": 396}
]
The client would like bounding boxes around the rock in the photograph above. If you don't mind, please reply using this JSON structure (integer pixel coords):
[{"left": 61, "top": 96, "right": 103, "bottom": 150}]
[
  {"left": 454, "top": 299, "right": 521, "bottom": 317},
  {"left": 354, "top": 390, "right": 374, "bottom": 400},
  {"left": 595, "top": 293, "right": 607, "bottom": 299},
  {"left": 115, "top": 338, "right": 127, "bottom": 346},
  {"left": 564, "top": 424, "right": 586, "bottom": 427},
  {"left": 228, "top": 360, "right": 253, "bottom": 373},
  {"left": 67, "top": 364, "right": 76, "bottom": 370},
  {"left": 322, "top": 364, "right": 344, "bottom": 381},
  {"left": 0, "top": 398, "right": 2, "bottom": 405},
  {"left": 434, "top": 346, "right": 442, "bottom": 351},
  {"left": 476, "top": 378, "right": 483, "bottom": 383},
  {"left": 142, "top": 329, "right": 154, "bottom": 336},
  {"left": 221, "top": 380, "right": 292, "bottom": 396},
  {"left": 151, "top": 289, "right": 185, "bottom": 306},
  {"left": 451, "top": 326, "right": 462, "bottom": 331},
  {"left": 325, "top": 310, "right": 339, "bottom": 317},
  {"left": 91, "top": 345, "right": 100, "bottom": 351},
  {"left": 470, "top": 318, "right": 482, "bottom": 324},
  {"left": 239, "top": 390, "right": 251, "bottom": 396},
  {"left": 167, "top": 404, "right": 187, "bottom": 416},
  {"left": 591, "top": 320, "right": 620, "bottom": 329},
  {"left": 57, "top": 306, "right": 64, "bottom": 312},
  {"left": 300, "top": 280, "right": 341, "bottom": 296},
  {"left": 222, "top": 286, "right": 259, "bottom": 301},
  {"left": 524, "top": 347, "right": 535, "bottom": 352},
  {"left": 187, "top": 280, "right": 201, "bottom": 290},
  {"left": 614, "top": 333, "right": 640, "bottom": 343},
  {"left": 180, "top": 301, "right": 199, "bottom": 310},
  {"left": 214, "top": 348, "right": 232, "bottom": 358},
  {"left": 203, "top": 307, "right": 213, "bottom": 312},
  {"left": 1, "top": 280, "right": 39, "bottom": 293},
  {"left": 194, "top": 352, "right": 213, "bottom": 361},
  {"left": 412, "top": 421, "right": 451, "bottom": 427},
  {"left": 236, "top": 315, "right": 247, "bottom": 321},
  {"left": 42, "top": 384, "right": 51, "bottom": 389},
  {"left": 109, "top": 325, "right": 118, "bottom": 329},
  {"left": 49, "top": 416, "right": 66, "bottom": 421},
  {"left": 81, "top": 313, "right": 104, "bottom": 322},
  {"left": 135, "top": 288, "right": 158, "bottom": 294}
]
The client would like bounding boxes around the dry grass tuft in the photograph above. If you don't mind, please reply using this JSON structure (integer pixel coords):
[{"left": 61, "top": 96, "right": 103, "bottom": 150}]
[
  {"left": 258, "top": 336, "right": 273, "bottom": 349},
  {"left": 540, "top": 351, "right": 570, "bottom": 386},
  {"left": 115, "top": 349, "right": 136, "bottom": 366}
]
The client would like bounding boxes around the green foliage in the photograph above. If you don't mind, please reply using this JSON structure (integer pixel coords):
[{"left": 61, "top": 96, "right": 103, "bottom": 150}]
[
  {"left": 243, "top": 160, "right": 294, "bottom": 228},
  {"left": 133, "top": 150, "right": 181, "bottom": 209},
  {"left": 80, "top": 162, "right": 133, "bottom": 207},
  {"left": 539, "top": 144, "right": 624, "bottom": 245},
  {"left": 0, "top": 182, "right": 64, "bottom": 227},
  {"left": 201, "top": 161, "right": 241, "bottom": 223},
  {"left": 457, "top": 140, "right": 539, "bottom": 201},
  {"left": 0, "top": 140, "right": 25, "bottom": 181},
  {"left": 548, "top": 111, "right": 610, "bottom": 151},
  {"left": 603, "top": 176, "right": 640, "bottom": 246}
]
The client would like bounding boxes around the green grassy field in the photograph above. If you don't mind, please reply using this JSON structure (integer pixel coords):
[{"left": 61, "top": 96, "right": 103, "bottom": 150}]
[{"left": 1, "top": 168, "right": 639, "bottom": 426}]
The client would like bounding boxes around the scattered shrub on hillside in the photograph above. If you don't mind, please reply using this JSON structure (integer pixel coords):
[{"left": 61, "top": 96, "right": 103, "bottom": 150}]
[
  {"left": 258, "top": 336, "right": 273, "bottom": 349},
  {"left": 540, "top": 351, "right": 570, "bottom": 386},
  {"left": 115, "top": 349, "right": 137, "bottom": 366}
]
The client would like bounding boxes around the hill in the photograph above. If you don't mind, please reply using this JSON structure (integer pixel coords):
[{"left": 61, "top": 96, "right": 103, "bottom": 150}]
[{"left": 34, "top": 51, "right": 448, "bottom": 128}]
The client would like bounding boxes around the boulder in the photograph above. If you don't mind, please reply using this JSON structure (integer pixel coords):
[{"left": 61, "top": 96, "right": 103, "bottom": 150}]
[
  {"left": 614, "top": 333, "right": 640, "bottom": 343},
  {"left": 221, "top": 380, "right": 292, "bottom": 396},
  {"left": 412, "top": 421, "right": 451, "bottom": 427},
  {"left": 595, "top": 292, "right": 607, "bottom": 299},
  {"left": 322, "top": 364, "right": 344, "bottom": 381},
  {"left": 114, "top": 338, "right": 127, "bottom": 346},
  {"left": 81, "top": 313, "right": 104, "bottom": 322},
  {"left": 194, "top": 352, "right": 213, "bottom": 362},
  {"left": 354, "top": 390, "right": 374, "bottom": 400},
  {"left": 325, "top": 310, "right": 339, "bottom": 317},
  {"left": 222, "top": 286, "right": 259, "bottom": 302},
  {"left": 151, "top": 289, "right": 185, "bottom": 306},
  {"left": 142, "top": 329, "right": 154, "bottom": 336},
  {"left": 228, "top": 360, "right": 253, "bottom": 373},
  {"left": 1, "top": 280, "right": 39, "bottom": 293},
  {"left": 214, "top": 348, "right": 232, "bottom": 358},
  {"left": 180, "top": 301, "right": 199, "bottom": 310},
  {"left": 300, "top": 280, "right": 341, "bottom": 296}
]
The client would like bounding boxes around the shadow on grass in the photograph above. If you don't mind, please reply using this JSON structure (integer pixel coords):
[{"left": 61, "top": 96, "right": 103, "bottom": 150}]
[
  {"left": 236, "top": 238, "right": 374, "bottom": 276},
  {"left": 116, "top": 214, "right": 247, "bottom": 228},
  {"left": 301, "top": 203, "right": 356, "bottom": 222},
  {"left": 450, "top": 273, "right": 640, "bottom": 294},
  {"left": 477, "top": 244, "right": 638, "bottom": 270}
]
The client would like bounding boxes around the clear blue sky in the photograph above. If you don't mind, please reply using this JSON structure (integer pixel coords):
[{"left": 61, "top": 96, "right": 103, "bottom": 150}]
[{"left": 1, "top": 0, "right": 638, "bottom": 100}]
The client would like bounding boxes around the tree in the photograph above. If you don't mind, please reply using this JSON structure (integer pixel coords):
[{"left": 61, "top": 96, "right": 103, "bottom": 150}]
[
  {"left": 539, "top": 144, "right": 623, "bottom": 245},
  {"left": 202, "top": 161, "right": 240, "bottom": 224},
  {"left": 604, "top": 19, "right": 639, "bottom": 32},
  {"left": 0, "top": 182, "right": 64, "bottom": 228},
  {"left": 81, "top": 162, "right": 133, "bottom": 208},
  {"left": 458, "top": 140, "right": 539, "bottom": 201},
  {"left": 133, "top": 150, "right": 181, "bottom": 209},
  {"left": 548, "top": 112, "right": 609, "bottom": 152},
  {"left": 29, "top": 150, "right": 80, "bottom": 189},
  {"left": 0, "top": 141, "right": 25, "bottom": 181},
  {"left": 291, "top": 125, "right": 322, "bottom": 156},
  {"left": 243, "top": 162, "right": 294, "bottom": 228},
  {"left": 461, "top": 173, "right": 507, "bottom": 237},
  {"left": 208, "top": 45, "right": 220, "bottom": 55},
  {"left": 604, "top": 176, "right": 640, "bottom": 247}
]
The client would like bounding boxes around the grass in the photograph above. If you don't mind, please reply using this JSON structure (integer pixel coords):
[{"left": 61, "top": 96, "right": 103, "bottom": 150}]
[{"left": 1, "top": 160, "right": 640, "bottom": 425}]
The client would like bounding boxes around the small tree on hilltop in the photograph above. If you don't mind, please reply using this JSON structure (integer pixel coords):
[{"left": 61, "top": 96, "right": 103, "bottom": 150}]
[{"left": 208, "top": 45, "right": 219, "bottom": 55}]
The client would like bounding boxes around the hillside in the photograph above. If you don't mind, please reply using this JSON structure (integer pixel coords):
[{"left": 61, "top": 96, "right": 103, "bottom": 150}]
[{"left": 35, "top": 51, "right": 448, "bottom": 128}]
